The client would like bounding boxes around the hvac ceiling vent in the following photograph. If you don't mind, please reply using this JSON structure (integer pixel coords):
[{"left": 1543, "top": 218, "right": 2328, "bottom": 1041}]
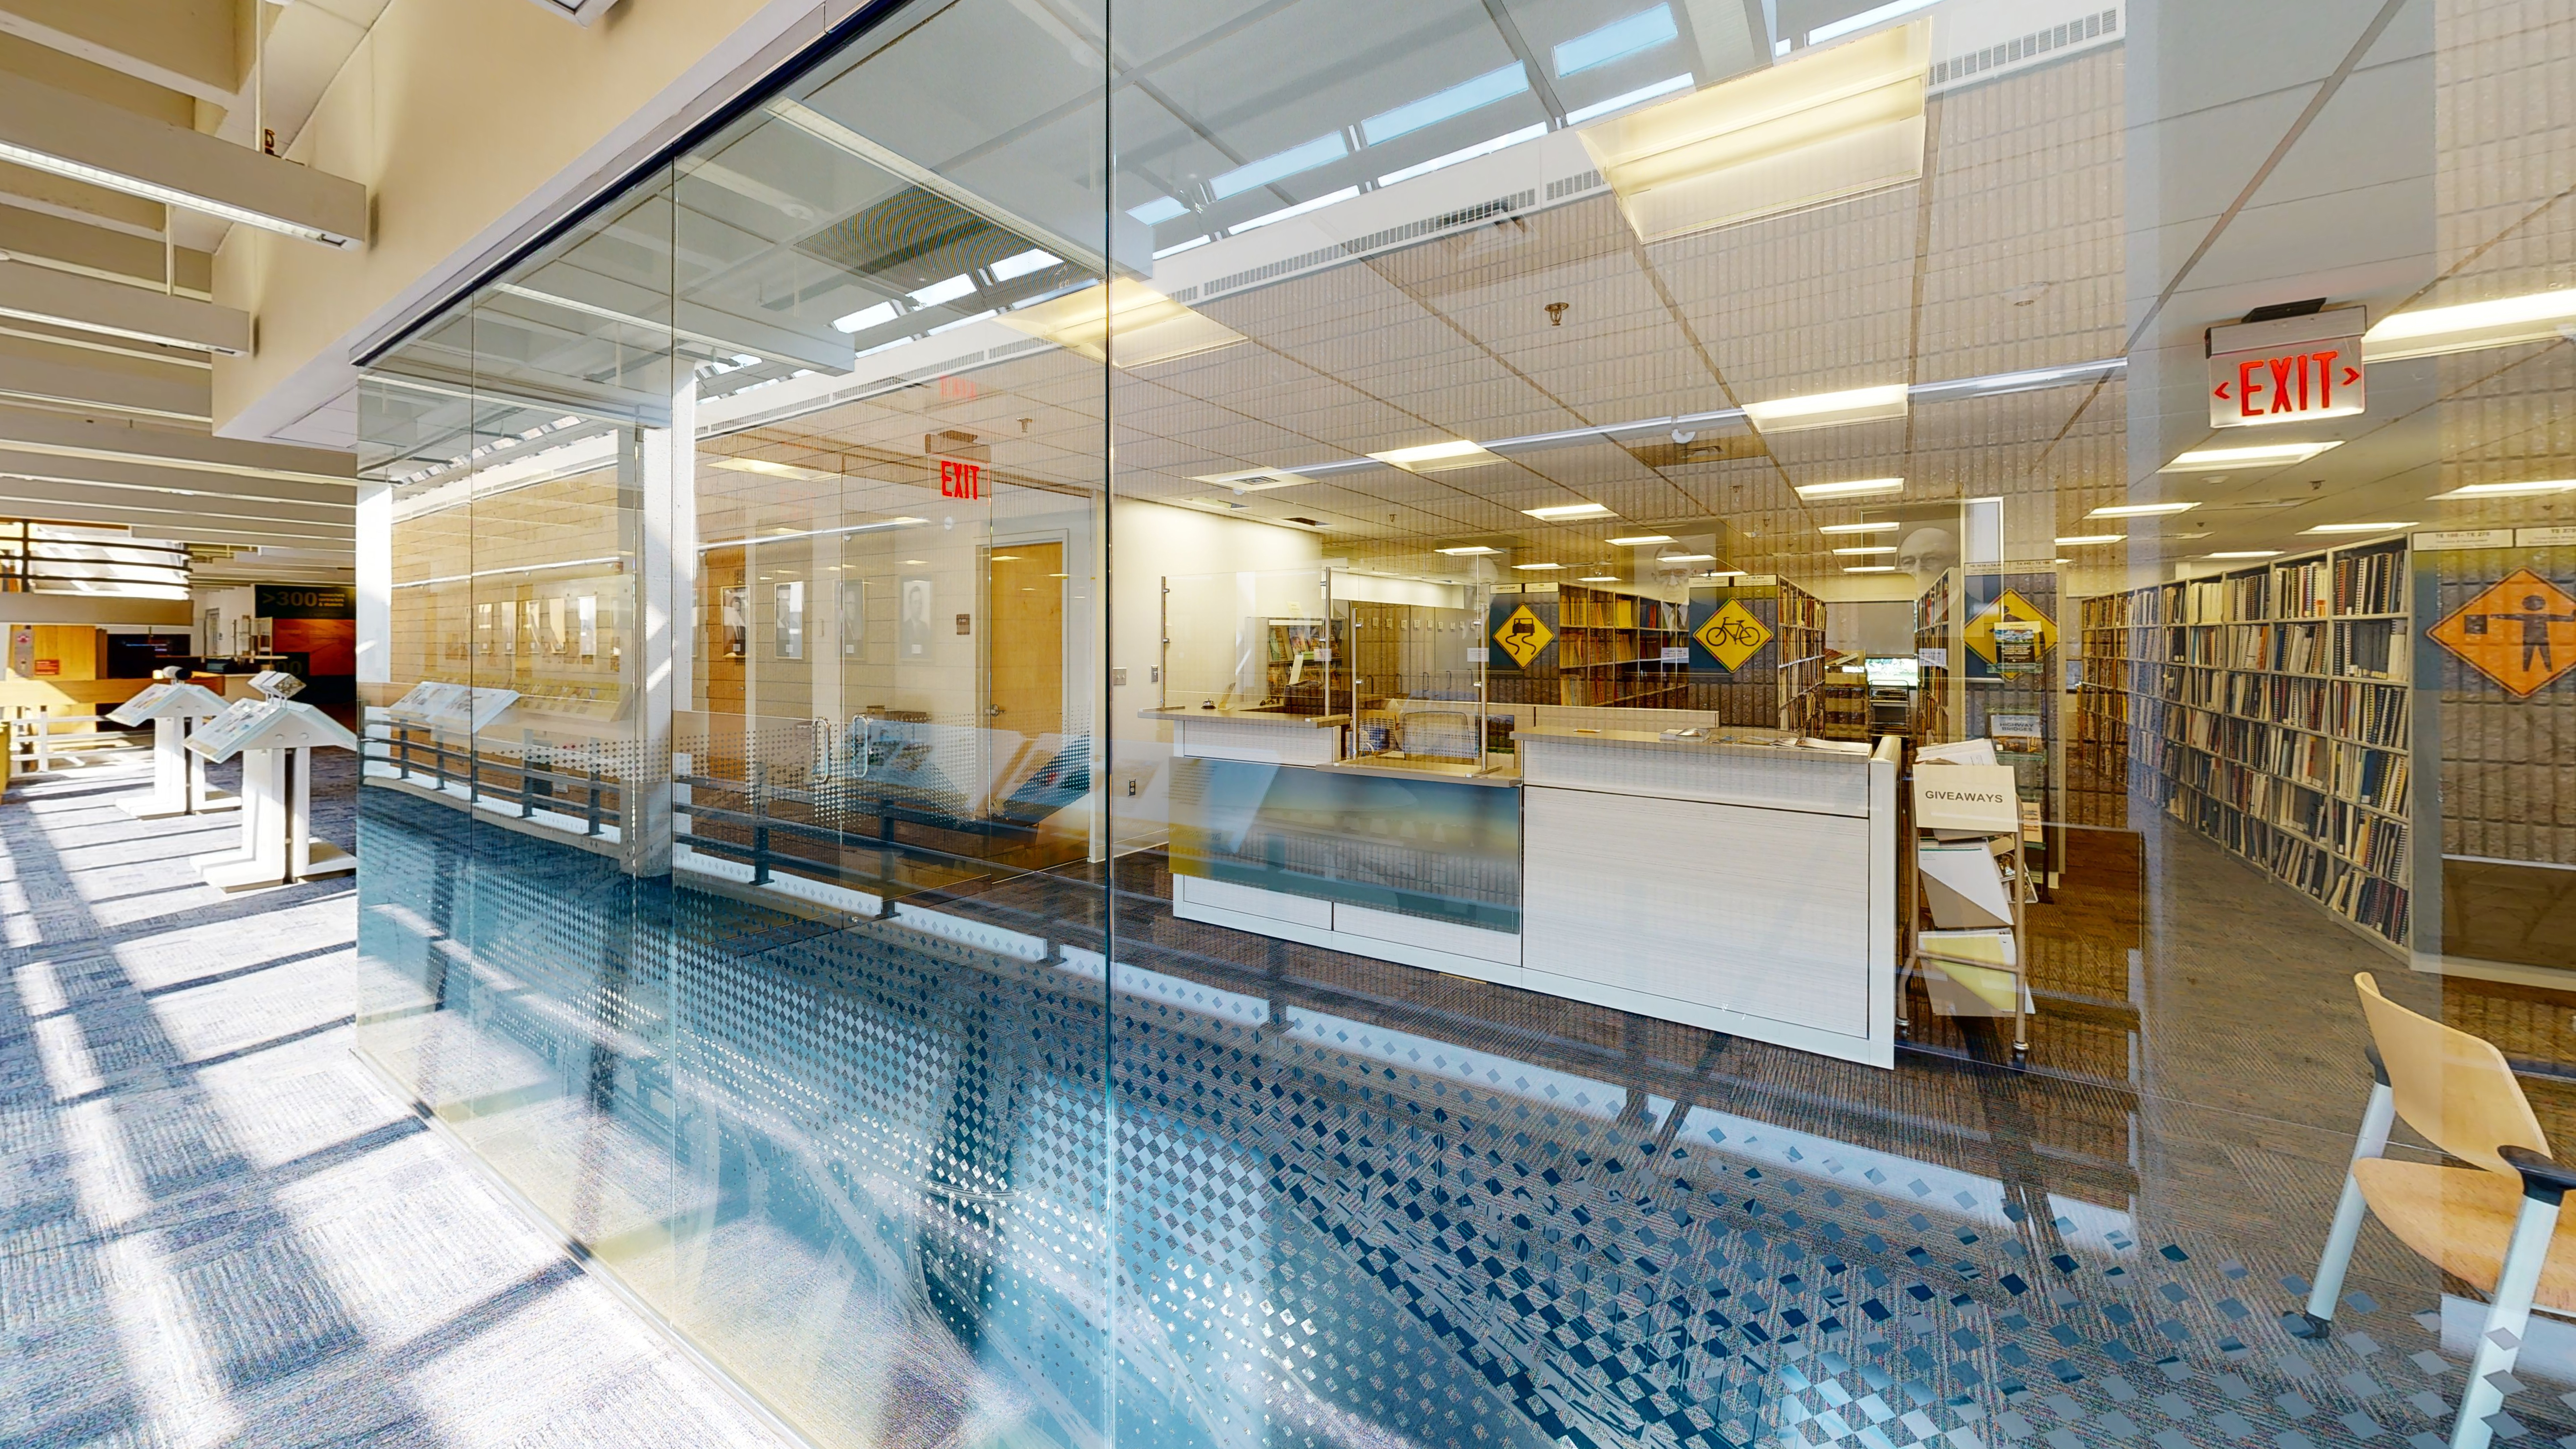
[{"left": 523, "top": 0, "right": 621, "bottom": 25}]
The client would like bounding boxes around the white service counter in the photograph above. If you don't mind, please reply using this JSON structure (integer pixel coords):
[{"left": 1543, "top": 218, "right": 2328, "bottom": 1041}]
[{"left": 1150, "top": 706, "right": 1903, "bottom": 1068}]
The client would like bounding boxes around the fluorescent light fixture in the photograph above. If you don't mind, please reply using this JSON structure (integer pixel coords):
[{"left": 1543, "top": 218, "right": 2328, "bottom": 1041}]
[
  {"left": 1700, "top": 568, "right": 1748, "bottom": 578},
  {"left": 700, "top": 517, "right": 926, "bottom": 551},
  {"left": 1844, "top": 565, "right": 1896, "bottom": 573},
  {"left": 1563, "top": 75, "right": 1695, "bottom": 126},
  {"left": 1658, "top": 552, "right": 1716, "bottom": 562},
  {"left": 1578, "top": 575, "right": 1622, "bottom": 582},
  {"left": 1362, "top": 64, "right": 1529, "bottom": 147},
  {"left": 1556, "top": 5, "right": 1678, "bottom": 76},
  {"left": 1213, "top": 134, "right": 1348, "bottom": 199},
  {"left": 1609, "top": 534, "right": 1673, "bottom": 545},
  {"left": 2434, "top": 479, "right": 2576, "bottom": 497},
  {"left": 990, "top": 249, "right": 1062, "bottom": 281},
  {"left": 1819, "top": 521, "right": 1898, "bottom": 535},
  {"left": 1128, "top": 196, "right": 1189, "bottom": 225},
  {"left": 2088, "top": 502, "right": 2199, "bottom": 518},
  {"left": 1234, "top": 187, "right": 1360, "bottom": 233},
  {"left": 1523, "top": 502, "right": 1615, "bottom": 520},
  {"left": 2302, "top": 521, "right": 2417, "bottom": 534},
  {"left": 1514, "top": 562, "right": 1565, "bottom": 570},
  {"left": 997, "top": 279, "right": 1245, "bottom": 367},
  {"left": 1377, "top": 123, "right": 1549, "bottom": 186},
  {"left": 831, "top": 300, "right": 901, "bottom": 333},
  {"left": 2207, "top": 551, "right": 2281, "bottom": 559},
  {"left": 2054, "top": 534, "right": 2126, "bottom": 545},
  {"left": 1152, "top": 236, "right": 1212, "bottom": 258},
  {"left": 1435, "top": 545, "right": 1501, "bottom": 555},
  {"left": 1372, "top": 439, "right": 1504, "bottom": 472},
  {"left": 2364, "top": 288, "right": 2576, "bottom": 362},
  {"left": 909, "top": 275, "right": 977, "bottom": 308},
  {"left": 713, "top": 457, "right": 835, "bottom": 482},
  {"left": 0, "top": 137, "right": 356, "bottom": 248},
  {"left": 1794, "top": 477, "right": 1904, "bottom": 500},
  {"left": 1832, "top": 545, "right": 1896, "bottom": 555},
  {"left": 2160, "top": 440, "right": 2341, "bottom": 472},
  {"left": 1809, "top": 0, "right": 1938, "bottom": 45},
  {"left": 1576, "top": 21, "right": 1929, "bottom": 241},
  {"left": 1743, "top": 383, "right": 1909, "bottom": 433}
]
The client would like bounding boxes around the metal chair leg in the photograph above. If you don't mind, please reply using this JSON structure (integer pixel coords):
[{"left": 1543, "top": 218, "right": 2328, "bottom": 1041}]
[
  {"left": 2302, "top": 1079, "right": 2396, "bottom": 1333},
  {"left": 2451, "top": 1192, "right": 2560, "bottom": 1449}
]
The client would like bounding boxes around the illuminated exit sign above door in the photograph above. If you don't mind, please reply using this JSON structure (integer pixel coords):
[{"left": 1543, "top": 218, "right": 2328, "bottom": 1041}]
[{"left": 2207, "top": 306, "right": 2366, "bottom": 428}]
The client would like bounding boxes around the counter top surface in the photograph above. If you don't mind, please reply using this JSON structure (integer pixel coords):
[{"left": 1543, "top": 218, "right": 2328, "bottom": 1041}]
[
  {"left": 1324, "top": 754, "right": 1521, "bottom": 787},
  {"left": 1141, "top": 707, "right": 1349, "bottom": 727},
  {"left": 1515, "top": 724, "right": 1875, "bottom": 761}
]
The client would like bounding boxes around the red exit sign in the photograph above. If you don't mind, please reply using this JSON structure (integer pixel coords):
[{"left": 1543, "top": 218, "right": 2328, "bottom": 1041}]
[
  {"left": 2207, "top": 306, "right": 2366, "bottom": 428},
  {"left": 936, "top": 457, "right": 982, "bottom": 500}
]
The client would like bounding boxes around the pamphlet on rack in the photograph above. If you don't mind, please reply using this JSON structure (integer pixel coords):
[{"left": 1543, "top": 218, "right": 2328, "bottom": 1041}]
[{"left": 383, "top": 681, "right": 521, "bottom": 735}]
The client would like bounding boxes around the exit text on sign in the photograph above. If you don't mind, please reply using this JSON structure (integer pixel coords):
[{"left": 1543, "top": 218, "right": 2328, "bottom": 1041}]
[{"left": 2206, "top": 306, "right": 2367, "bottom": 429}]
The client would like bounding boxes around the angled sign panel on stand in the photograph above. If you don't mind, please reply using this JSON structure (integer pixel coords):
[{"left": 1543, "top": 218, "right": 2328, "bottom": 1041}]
[
  {"left": 109, "top": 677, "right": 236, "bottom": 819},
  {"left": 186, "top": 699, "right": 358, "bottom": 891}
]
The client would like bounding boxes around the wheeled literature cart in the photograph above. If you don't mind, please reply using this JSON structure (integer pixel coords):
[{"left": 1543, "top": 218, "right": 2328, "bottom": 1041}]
[{"left": 1905, "top": 747, "right": 2033, "bottom": 1057}]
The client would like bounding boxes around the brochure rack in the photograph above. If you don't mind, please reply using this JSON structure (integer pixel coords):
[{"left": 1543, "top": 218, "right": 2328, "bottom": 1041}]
[
  {"left": 186, "top": 697, "right": 358, "bottom": 891},
  {"left": 108, "top": 676, "right": 238, "bottom": 819},
  {"left": 1904, "top": 748, "right": 2033, "bottom": 1056}
]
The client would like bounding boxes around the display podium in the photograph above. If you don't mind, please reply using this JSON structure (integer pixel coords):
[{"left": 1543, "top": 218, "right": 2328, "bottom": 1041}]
[
  {"left": 186, "top": 693, "right": 358, "bottom": 891},
  {"left": 107, "top": 674, "right": 238, "bottom": 819}
]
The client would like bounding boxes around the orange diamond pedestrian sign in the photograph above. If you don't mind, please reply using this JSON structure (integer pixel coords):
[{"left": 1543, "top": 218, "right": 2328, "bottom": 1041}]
[
  {"left": 2430, "top": 568, "right": 2576, "bottom": 698},
  {"left": 1694, "top": 599, "right": 1772, "bottom": 671},
  {"left": 1492, "top": 603, "right": 1553, "bottom": 669}
]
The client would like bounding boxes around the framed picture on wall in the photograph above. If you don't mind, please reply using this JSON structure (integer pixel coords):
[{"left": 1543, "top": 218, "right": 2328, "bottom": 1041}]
[
  {"left": 900, "top": 576, "right": 933, "bottom": 659},
  {"left": 720, "top": 586, "right": 747, "bottom": 658},
  {"left": 840, "top": 580, "right": 867, "bottom": 659},
  {"left": 775, "top": 581, "right": 805, "bottom": 659}
]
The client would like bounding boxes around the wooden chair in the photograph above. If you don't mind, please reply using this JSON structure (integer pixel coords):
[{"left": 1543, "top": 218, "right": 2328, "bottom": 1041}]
[{"left": 2306, "top": 972, "right": 2576, "bottom": 1449}]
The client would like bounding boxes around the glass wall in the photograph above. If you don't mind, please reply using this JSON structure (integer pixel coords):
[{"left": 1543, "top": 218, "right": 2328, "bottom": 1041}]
[{"left": 353, "top": 1, "right": 2576, "bottom": 1445}]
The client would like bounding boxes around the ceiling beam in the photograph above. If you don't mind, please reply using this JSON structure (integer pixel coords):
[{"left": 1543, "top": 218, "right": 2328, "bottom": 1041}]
[
  {"left": 0, "top": 474, "right": 348, "bottom": 529},
  {"left": 0, "top": 72, "right": 365, "bottom": 248},
  {"left": 0, "top": 2, "right": 239, "bottom": 105},
  {"left": 0, "top": 402, "right": 352, "bottom": 481},
  {"left": 0, "top": 258, "right": 247, "bottom": 354},
  {"left": 0, "top": 490, "right": 349, "bottom": 544},
  {"left": 0, "top": 348, "right": 208, "bottom": 422},
  {"left": 0, "top": 446, "right": 356, "bottom": 509}
]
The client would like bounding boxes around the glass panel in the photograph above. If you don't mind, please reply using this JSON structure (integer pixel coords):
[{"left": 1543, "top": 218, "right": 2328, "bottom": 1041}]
[{"left": 344, "top": 2, "right": 2576, "bottom": 1446}]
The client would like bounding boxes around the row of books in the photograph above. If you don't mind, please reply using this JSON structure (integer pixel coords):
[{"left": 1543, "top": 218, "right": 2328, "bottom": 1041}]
[
  {"left": 2153, "top": 780, "right": 2410, "bottom": 943},
  {"left": 2334, "top": 543, "right": 2408, "bottom": 615}
]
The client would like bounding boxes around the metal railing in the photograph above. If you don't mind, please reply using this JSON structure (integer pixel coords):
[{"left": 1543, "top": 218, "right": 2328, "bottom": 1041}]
[
  {"left": 0, "top": 522, "right": 191, "bottom": 595},
  {"left": 361, "top": 727, "right": 626, "bottom": 840},
  {"left": 5, "top": 707, "right": 149, "bottom": 772}
]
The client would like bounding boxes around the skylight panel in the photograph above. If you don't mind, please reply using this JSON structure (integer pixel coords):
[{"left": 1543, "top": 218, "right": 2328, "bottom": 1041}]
[
  {"left": 1563, "top": 73, "right": 1693, "bottom": 124},
  {"left": 990, "top": 249, "right": 1062, "bottom": 281},
  {"left": 1127, "top": 195, "right": 1189, "bottom": 225},
  {"left": 1377, "top": 123, "right": 1546, "bottom": 186},
  {"left": 1233, "top": 187, "right": 1361, "bottom": 232},
  {"left": 909, "top": 275, "right": 976, "bottom": 307},
  {"left": 1360, "top": 64, "right": 1531, "bottom": 147},
  {"left": 1554, "top": 5, "right": 1678, "bottom": 76},
  {"left": 1211, "top": 134, "right": 1349, "bottom": 199},
  {"left": 830, "top": 300, "right": 901, "bottom": 333}
]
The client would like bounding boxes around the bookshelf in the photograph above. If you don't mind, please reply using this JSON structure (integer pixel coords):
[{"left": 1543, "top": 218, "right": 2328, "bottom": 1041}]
[
  {"left": 1685, "top": 575, "right": 1828, "bottom": 731},
  {"left": 2076, "top": 535, "right": 2412, "bottom": 951},
  {"left": 1555, "top": 582, "right": 1690, "bottom": 707}
]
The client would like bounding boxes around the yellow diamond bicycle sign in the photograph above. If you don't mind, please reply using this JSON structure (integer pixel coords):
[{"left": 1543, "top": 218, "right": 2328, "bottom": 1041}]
[
  {"left": 1694, "top": 599, "right": 1772, "bottom": 671},
  {"left": 1492, "top": 603, "right": 1554, "bottom": 668}
]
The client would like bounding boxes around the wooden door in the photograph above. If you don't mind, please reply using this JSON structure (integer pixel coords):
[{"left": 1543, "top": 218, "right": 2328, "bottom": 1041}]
[{"left": 987, "top": 542, "right": 1063, "bottom": 737}]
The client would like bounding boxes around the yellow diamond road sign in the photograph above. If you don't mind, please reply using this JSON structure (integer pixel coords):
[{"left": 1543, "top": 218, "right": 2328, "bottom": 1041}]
[
  {"left": 1493, "top": 604, "right": 1553, "bottom": 668},
  {"left": 1965, "top": 589, "right": 2056, "bottom": 666},
  {"left": 1694, "top": 599, "right": 1772, "bottom": 671}
]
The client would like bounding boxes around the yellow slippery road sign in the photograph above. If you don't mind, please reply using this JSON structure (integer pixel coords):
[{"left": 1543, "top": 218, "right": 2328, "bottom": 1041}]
[
  {"left": 1694, "top": 599, "right": 1772, "bottom": 671},
  {"left": 1493, "top": 604, "right": 1553, "bottom": 668}
]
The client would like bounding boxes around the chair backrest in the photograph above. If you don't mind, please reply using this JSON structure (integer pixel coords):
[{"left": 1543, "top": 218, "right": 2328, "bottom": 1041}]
[{"left": 2356, "top": 972, "right": 2547, "bottom": 1177}]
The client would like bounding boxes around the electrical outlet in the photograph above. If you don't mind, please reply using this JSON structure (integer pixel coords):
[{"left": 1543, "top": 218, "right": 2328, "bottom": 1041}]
[
  {"left": 1112, "top": 666, "right": 1128, "bottom": 687},
  {"left": 1125, "top": 775, "right": 1140, "bottom": 797}
]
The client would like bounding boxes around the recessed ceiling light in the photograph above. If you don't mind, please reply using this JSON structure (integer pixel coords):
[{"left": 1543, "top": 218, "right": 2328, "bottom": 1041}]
[
  {"left": 1742, "top": 384, "right": 1910, "bottom": 433},
  {"left": 2161, "top": 441, "right": 2341, "bottom": 472},
  {"left": 1832, "top": 545, "right": 1897, "bottom": 555},
  {"left": 2301, "top": 521, "right": 2417, "bottom": 534},
  {"left": 989, "top": 554, "right": 1022, "bottom": 561},
  {"left": 2088, "top": 502, "right": 2199, "bottom": 518},
  {"left": 1819, "top": 521, "right": 1899, "bottom": 535},
  {"left": 714, "top": 457, "right": 836, "bottom": 482},
  {"left": 2435, "top": 479, "right": 2576, "bottom": 497},
  {"left": 1523, "top": 502, "right": 1615, "bottom": 520},
  {"left": 1609, "top": 534, "right": 1673, "bottom": 545},
  {"left": 2054, "top": 534, "right": 2126, "bottom": 545},
  {"left": 1699, "top": 569, "right": 1748, "bottom": 579},
  {"left": 998, "top": 279, "right": 1246, "bottom": 366},
  {"left": 1514, "top": 561, "right": 1566, "bottom": 570},
  {"left": 2206, "top": 550, "right": 2282, "bottom": 559},
  {"left": 1843, "top": 565, "right": 1896, "bottom": 573},
  {"left": 1658, "top": 552, "right": 1716, "bottom": 562},
  {"left": 1435, "top": 545, "right": 1501, "bottom": 555},
  {"left": 1794, "top": 478, "right": 1905, "bottom": 500},
  {"left": 1372, "top": 439, "right": 1502, "bottom": 471},
  {"left": 1191, "top": 466, "right": 1312, "bottom": 493},
  {"left": 1577, "top": 575, "right": 1622, "bottom": 582},
  {"left": 2365, "top": 288, "right": 2576, "bottom": 361}
]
